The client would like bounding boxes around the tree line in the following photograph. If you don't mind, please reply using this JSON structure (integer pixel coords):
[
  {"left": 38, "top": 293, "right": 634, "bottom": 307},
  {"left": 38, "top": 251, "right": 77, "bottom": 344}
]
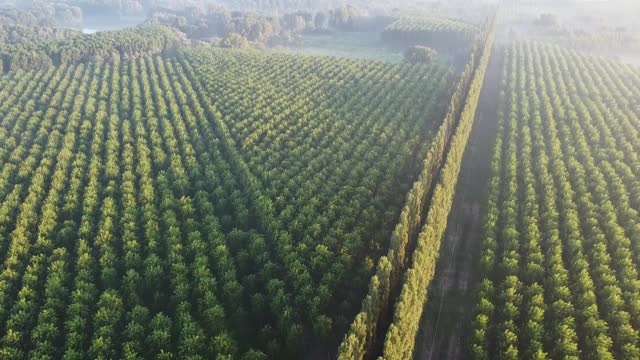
[
  {"left": 183, "top": 48, "right": 454, "bottom": 356},
  {"left": 1, "top": 25, "right": 186, "bottom": 73},
  {"left": 337, "top": 13, "right": 496, "bottom": 360},
  {"left": 382, "top": 16, "right": 479, "bottom": 52}
]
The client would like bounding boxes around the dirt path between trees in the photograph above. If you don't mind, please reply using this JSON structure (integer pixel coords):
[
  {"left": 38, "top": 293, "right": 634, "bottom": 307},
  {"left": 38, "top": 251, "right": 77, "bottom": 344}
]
[{"left": 414, "top": 45, "right": 503, "bottom": 360}]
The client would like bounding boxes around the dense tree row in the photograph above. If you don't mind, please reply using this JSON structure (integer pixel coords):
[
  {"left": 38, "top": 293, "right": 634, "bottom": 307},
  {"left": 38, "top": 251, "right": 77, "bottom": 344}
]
[
  {"left": 337, "top": 14, "right": 496, "bottom": 360},
  {"left": 182, "top": 48, "right": 455, "bottom": 355},
  {"left": 403, "top": 46, "right": 438, "bottom": 65},
  {"left": 379, "top": 15, "right": 495, "bottom": 360},
  {"left": 470, "top": 41, "right": 640, "bottom": 359},
  {"left": 382, "top": 16, "right": 479, "bottom": 52},
  {"left": 0, "top": 44, "right": 455, "bottom": 357},
  {"left": 384, "top": 16, "right": 478, "bottom": 36},
  {"left": 149, "top": 7, "right": 302, "bottom": 47},
  {"left": 58, "top": 25, "right": 187, "bottom": 63}
]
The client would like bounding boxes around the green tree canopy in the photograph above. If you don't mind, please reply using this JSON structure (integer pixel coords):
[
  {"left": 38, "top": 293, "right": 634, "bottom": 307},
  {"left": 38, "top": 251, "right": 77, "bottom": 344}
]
[{"left": 404, "top": 45, "right": 438, "bottom": 65}]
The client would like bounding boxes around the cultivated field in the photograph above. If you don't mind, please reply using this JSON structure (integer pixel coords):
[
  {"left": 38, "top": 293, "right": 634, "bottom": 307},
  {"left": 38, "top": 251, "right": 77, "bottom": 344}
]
[
  {"left": 471, "top": 42, "right": 640, "bottom": 359},
  {"left": 0, "top": 48, "right": 455, "bottom": 358}
]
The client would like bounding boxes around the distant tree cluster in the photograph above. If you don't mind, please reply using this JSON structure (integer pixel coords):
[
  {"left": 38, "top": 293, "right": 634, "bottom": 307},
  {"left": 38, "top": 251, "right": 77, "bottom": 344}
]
[
  {"left": 220, "top": 32, "right": 249, "bottom": 48},
  {"left": 0, "top": 2, "right": 83, "bottom": 28},
  {"left": 149, "top": 7, "right": 306, "bottom": 48},
  {"left": 403, "top": 45, "right": 437, "bottom": 64},
  {"left": 1, "top": 25, "right": 186, "bottom": 72},
  {"left": 148, "top": 4, "right": 363, "bottom": 50},
  {"left": 382, "top": 15, "right": 479, "bottom": 53},
  {"left": 533, "top": 13, "right": 559, "bottom": 28},
  {"left": 328, "top": 5, "right": 358, "bottom": 30},
  {"left": 56, "top": 0, "right": 145, "bottom": 16},
  {"left": 0, "top": 25, "right": 81, "bottom": 45},
  {"left": 0, "top": 4, "right": 83, "bottom": 73},
  {"left": 0, "top": 3, "right": 83, "bottom": 49},
  {"left": 2, "top": 0, "right": 147, "bottom": 17},
  {"left": 522, "top": 12, "right": 640, "bottom": 53}
]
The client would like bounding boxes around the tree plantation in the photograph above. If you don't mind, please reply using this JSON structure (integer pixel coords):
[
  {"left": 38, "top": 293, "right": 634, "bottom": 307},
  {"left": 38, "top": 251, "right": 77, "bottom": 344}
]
[
  {"left": 0, "top": 46, "right": 461, "bottom": 358},
  {"left": 2, "top": 0, "right": 640, "bottom": 359},
  {"left": 471, "top": 42, "right": 640, "bottom": 360}
]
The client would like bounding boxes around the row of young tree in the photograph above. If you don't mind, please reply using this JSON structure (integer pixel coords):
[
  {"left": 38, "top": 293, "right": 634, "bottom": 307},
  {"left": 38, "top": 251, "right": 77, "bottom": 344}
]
[
  {"left": 336, "top": 13, "right": 496, "bottom": 360},
  {"left": 183, "top": 48, "right": 455, "bottom": 355},
  {"left": 379, "top": 15, "right": 496, "bottom": 360},
  {"left": 470, "top": 41, "right": 640, "bottom": 359},
  {"left": 0, "top": 52, "right": 265, "bottom": 358},
  {"left": 382, "top": 16, "right": 479, "bottom": 52},
  {"left": 0, "top": 43, "right": 457, "bottom": 357}
]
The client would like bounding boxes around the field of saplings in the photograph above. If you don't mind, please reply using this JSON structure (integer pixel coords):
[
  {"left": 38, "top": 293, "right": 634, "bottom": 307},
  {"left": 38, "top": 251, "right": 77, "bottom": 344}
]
[
  {"left": 471, "top": 42, "right": 640, "bottom": 360},
  {"left": 10, "top": 0, "right": 640, "bottom": 358},
  {"left": 0, "top": 48, "right": 457, "bottom": 358}
]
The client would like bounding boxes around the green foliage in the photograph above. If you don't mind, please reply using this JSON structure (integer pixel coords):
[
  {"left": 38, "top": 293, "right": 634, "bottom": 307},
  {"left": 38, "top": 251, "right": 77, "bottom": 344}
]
[
  {"left": 183, "top": 47, "right": 452, "bottom": 357},
  {"left": 221, "top": 33, "right": 250, "bottom": 49},
  {"left": 382, "top": 16, "right": 479, "bottom": 51},
  {"left": 329, "top": 5, "right": 358, "bottom": 30},
  {"left": 379, "top": 15, "right": 496, "bottom": 360},
  {"left": 0, "top": 41, "right": 453, "bottom": 358},
  {"left": 1, "top": 25, "right": 186, "bottom": 73},
  {"left": 337, "top": 13, "right": 496, "bottom": 360},
  {"left": 0, "top": 4, "right": 82, "bottom": 29},
  {"left": 385, "top": 16, "right": 479, "bottom": 35},
  {"left": 470, "top": 40, "right": 640, "bottom": 359},
  {"left": 404, "top": 45, "right": 437, "bottom": 65}
]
